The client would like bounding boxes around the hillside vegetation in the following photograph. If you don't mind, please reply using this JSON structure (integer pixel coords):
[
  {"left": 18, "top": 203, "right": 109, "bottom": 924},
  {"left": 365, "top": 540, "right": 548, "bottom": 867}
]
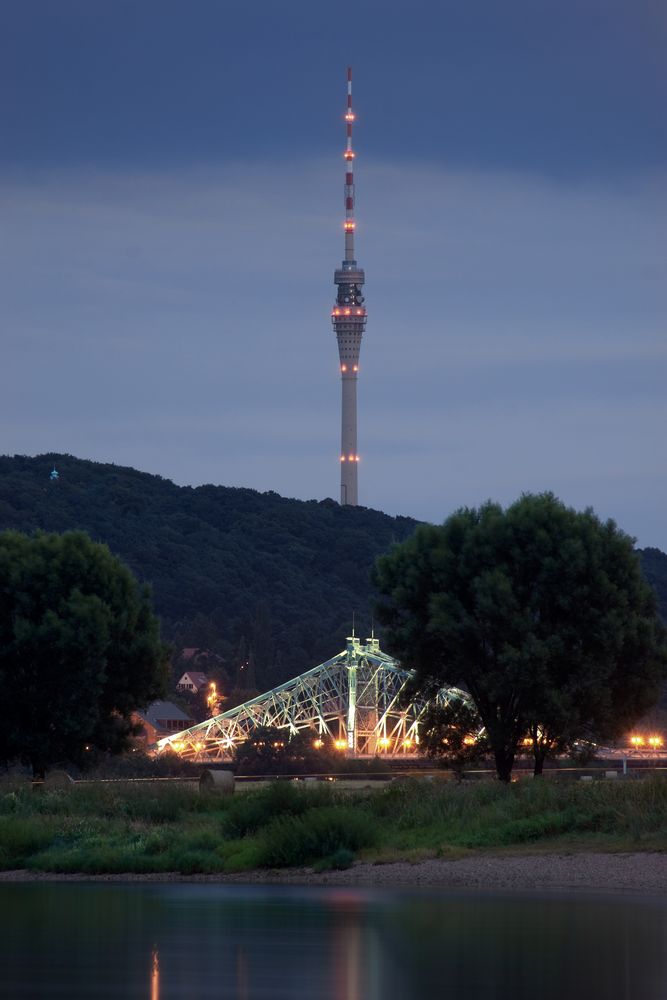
[
  {"left": 0, "top": 454, "right": 416, "bottom": 687},
  {"left": 638, "top": 546, "right": 667, "bottom": 624},
  {"left": 1, "top": 453, "right": 665, "bottom": 693}
]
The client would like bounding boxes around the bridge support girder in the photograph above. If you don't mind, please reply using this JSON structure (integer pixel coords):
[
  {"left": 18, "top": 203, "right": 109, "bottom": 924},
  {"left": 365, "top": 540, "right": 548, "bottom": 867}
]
[{"left": 156, "top": 637, "right": 466, "bottom": 762}]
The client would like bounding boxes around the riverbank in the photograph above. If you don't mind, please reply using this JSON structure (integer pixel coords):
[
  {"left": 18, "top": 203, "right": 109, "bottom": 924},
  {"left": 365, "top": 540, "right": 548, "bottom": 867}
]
[
  {"left": 2, "top": 777, "right": 666, "bottom": 878},
  {"left": 1, "top": 852, "right": 666, "bottom": 895}
]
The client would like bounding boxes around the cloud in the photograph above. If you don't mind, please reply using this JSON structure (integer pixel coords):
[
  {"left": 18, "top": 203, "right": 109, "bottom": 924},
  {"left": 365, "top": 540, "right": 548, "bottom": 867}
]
[{"left": 1, "top": 159, "right": 665, "bottom": 547}]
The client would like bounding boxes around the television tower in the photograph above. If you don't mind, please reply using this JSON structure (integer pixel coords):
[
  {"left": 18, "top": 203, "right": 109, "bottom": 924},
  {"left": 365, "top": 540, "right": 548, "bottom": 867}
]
[{"left": 331, "top": 67, "right": 367, "bottom": 506}]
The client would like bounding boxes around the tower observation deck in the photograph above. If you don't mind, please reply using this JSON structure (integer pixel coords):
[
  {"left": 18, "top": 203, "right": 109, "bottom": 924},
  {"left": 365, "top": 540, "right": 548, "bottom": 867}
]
[{"left": 332, "top": 67, "right": 367, "bottom": 506}]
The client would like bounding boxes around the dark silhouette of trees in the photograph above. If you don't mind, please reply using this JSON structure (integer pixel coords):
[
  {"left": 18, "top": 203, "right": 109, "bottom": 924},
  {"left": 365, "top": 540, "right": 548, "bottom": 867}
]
[
  {"left": 375, "top": 494, "right": 667, "bottom": 781},
  {"left": 232, "top": 726, "right": 338, "bottom": 775},
  {"left": 251, "top": 601, "right": 275, "bottom": 689},
  {"left": 0, "top": 453, "right": 418, "bottom": 683},
  {"left": 0, "top": 530, "right": 169, "bottom": 777},
  {"left": 0, "top": 455, "right": 664, "bottom": 697},
  {"left": 419, "top": 700, "right": 490, "bottom": 780}
]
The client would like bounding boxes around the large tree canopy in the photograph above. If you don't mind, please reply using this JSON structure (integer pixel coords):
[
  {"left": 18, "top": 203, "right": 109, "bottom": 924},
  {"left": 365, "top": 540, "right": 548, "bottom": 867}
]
[
  {"left": 374, "top": 494, "right": 667, "bottom": 781},
  {"left": 0, "top": 531, "right": 169, "bottom": 776}
]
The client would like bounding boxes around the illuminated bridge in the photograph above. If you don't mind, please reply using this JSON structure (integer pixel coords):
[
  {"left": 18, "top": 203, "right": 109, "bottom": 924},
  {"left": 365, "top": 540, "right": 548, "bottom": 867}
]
[{"left": 156, "top": 636, "right": 467, "bottom": 762}]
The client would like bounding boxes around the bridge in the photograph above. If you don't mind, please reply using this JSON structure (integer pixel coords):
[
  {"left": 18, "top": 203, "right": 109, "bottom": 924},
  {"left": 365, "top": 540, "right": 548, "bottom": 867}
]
[{"left": 155, "top": 636, "right": 467, "bottom": 762}]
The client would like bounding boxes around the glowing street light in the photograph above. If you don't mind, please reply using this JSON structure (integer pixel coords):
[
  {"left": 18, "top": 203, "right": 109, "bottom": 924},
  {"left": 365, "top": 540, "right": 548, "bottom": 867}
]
[{"left": 206, "top": 681, "right": 223, "bottom": 716}]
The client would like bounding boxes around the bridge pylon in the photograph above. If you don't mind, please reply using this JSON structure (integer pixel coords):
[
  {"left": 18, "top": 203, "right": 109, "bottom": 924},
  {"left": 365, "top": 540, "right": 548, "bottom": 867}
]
[{"left": 156, "top": 637, "right": 466, "bottom": 762}]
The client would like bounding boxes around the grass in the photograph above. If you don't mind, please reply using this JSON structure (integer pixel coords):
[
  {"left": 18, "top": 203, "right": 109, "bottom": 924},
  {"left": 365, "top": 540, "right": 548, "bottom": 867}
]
[{"left": 0, "top": 775, "right": 666, "bottom": 874}]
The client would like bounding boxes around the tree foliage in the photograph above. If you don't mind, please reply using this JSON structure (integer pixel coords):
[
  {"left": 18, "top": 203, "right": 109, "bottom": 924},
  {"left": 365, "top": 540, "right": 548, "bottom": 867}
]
[
  {"left": 0, "top": 530, "right": 169, "bottom": 776},
  {"left": 0, "top": 455, "right": 665, "bottom": 698},
  {"left": 420, "top": 699, "right": 490, "bottom": 779},
  {"left": 0, "top": 454, "right": 417, "bottom": 686},
  {"left": 374, "top": 494, "right": 667, "bottom": 781},
  {"left": 232, "top": 726, "right": 338, "bottom": 775},
  {"left": 639, "top": 547, "right": 667, "bottom": 623}
]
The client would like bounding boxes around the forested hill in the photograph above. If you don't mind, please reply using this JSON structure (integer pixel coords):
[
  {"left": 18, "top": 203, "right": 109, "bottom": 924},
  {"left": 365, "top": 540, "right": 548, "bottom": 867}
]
[
  {"left": 1, "top": 453, "right": 666, "bottom": 692},
  {"left": 638, "top": 547, "right": 667, "bottom": 625},
  {"left": 0, "top": 454, "right": 418, "bottom": 686}
]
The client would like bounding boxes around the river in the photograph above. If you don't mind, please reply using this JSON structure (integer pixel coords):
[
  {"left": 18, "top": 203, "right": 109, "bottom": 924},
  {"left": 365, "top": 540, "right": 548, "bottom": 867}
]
[{"left": 0, "top": 882, "right": 665, "bottom": 999}]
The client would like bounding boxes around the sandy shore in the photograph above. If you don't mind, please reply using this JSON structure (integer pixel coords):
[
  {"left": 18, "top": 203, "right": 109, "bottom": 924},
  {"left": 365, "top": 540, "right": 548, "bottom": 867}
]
[{"left": 1, "top": 853, "right": 666, "bottom": 895}]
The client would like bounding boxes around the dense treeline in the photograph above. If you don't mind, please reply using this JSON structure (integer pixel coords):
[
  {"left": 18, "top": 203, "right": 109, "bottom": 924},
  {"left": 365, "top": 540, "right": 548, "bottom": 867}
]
[
  {"left": 1, "top": 453, "right": 665, "bottom": 695},
  {"left": 0, "top": 531, "right": 169, "bottom": 776},
  {"left": 0, "top": 454, "right": 416, "bottom": 687},
  {"left": 638, "top": 547, "right": 667, "bottom": 624}
]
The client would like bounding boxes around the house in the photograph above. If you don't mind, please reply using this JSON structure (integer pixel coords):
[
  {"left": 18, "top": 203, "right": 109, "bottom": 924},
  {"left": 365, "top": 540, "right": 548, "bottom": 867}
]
[
  {"left": 176, "top": 671, "right": 209, "bottom": 694},
  {"left": 132, "top": 701, "right": 195, "bottom": 746}
]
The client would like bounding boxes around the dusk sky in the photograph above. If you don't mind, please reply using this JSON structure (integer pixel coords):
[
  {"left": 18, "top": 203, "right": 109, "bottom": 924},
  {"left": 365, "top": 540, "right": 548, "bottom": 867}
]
[{"left": 1, "top": 1, "right": 665, "bottom": 547}]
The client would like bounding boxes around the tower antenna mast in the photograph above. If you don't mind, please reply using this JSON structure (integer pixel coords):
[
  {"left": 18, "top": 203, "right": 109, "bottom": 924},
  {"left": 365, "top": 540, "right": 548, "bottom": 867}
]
[{"left": 331, "top": 67, "right": 367, "bottom": 506}]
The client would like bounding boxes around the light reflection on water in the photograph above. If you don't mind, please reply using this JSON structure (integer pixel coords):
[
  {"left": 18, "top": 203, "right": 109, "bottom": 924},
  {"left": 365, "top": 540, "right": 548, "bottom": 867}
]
[
  {"left": 0, "top": 883, "right": 666, "bottom": 999},
  {"left": 151, "top": 948, "right": 160, "bottom": 1000}
]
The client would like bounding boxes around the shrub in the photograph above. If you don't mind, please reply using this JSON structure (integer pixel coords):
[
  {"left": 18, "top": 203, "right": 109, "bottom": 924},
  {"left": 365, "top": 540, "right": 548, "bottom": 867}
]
[
  {"left": 313, "top": 847, "right": 355, "bottom": 872},
  {"left": 0, "top": 816, "right": 58, "bottom": 867},
  {"left": 221, "top": 781, "right": 336, "bottom": 838},
  {"left": 258, "top": 805, "right": 377, "bottom": 868}
]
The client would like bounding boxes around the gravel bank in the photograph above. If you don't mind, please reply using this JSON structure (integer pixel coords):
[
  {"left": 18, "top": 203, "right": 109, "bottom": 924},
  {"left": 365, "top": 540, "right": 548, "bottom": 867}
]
[{"left": 1, "top": 853, "right": 666, "bottom": 895}]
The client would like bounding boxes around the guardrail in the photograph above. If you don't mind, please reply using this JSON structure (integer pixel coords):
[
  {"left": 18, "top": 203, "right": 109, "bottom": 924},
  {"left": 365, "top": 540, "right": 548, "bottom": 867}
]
[{"left": 17, "top": 762, "right": 667, "bottom": 787}]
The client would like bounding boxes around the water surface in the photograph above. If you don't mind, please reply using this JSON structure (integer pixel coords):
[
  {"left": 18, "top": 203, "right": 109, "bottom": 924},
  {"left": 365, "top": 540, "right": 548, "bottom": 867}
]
[{"left": 1, "top": 882, "right": 665, "bottom": 999}]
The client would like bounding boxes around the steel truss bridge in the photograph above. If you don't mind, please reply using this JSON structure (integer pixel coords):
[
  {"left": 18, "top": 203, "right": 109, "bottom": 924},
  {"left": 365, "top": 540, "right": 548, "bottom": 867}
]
[{"left": 156, "top": 636, "right": 467, "bottom": 762}]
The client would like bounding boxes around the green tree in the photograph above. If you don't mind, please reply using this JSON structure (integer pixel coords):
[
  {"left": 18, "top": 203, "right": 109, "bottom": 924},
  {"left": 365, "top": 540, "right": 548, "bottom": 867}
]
[
  {"left": 420, "top": 700, "right": 490, "bottom": 781},
  {"left": 374, "top": 494, "right": 667, "bottom": 782},
  {"left": 232, "top": 726, "right": 289, "bottom": 775},
  {"left": 233, "top": 727, "right": 337, "bottom": 775},
  {"left": 251, "top": 601, "right": 275, "bottom": 689},
  {"left": 281, "top": 730, "right": 337, "bottom": 774},
  {"left": 0, "top": 531, "right": 169, "bottom": 777}
]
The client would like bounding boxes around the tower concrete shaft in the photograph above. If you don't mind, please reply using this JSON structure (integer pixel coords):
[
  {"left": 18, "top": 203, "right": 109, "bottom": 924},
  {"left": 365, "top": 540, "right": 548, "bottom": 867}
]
[{"left": 331, "top": 67, "right": 366, "bottom": 506}]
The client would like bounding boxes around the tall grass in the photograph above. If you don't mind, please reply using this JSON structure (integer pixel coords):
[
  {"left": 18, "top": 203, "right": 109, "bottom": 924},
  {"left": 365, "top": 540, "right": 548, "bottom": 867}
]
[
  {"left": 1, "top": 776, "right": 666, "bottom": 874},
  {"left": 258, "top": 806, "right": 377, "bottom": 867},
  {"left": 221, "top": 780, "right": 337, "bottom": 838},
  {"left": 1, "top": 782, "right": 208, "bottom": 822},
  {"left": 0, "top": 816, "right": 60, "bottom": 868},
  {"left": 367, "top": 776, "right": 667, "bottom": 849}
]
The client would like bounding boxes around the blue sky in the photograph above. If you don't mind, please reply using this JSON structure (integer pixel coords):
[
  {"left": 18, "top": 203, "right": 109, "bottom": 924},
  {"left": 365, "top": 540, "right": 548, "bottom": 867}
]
[{"left": 1, "top": 1, "right": 666, "bottom": 547}]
